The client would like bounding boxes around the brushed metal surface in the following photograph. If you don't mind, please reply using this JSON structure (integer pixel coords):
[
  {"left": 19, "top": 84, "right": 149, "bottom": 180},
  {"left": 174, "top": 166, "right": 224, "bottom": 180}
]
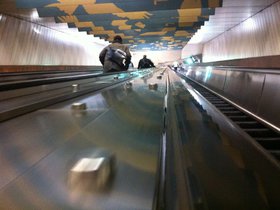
[
  {"left": 185, "top": 67, "right": 227, "bottom": 93},
  {"left": 221, "top": 70, "right": 245, "bottom": 105},
  {"left": 0, "top": 72, "right": 167, "bottom": 209},
  {"left": 183, "top": 65, "right": 280, "bottom": 130},
  {"left": 166, "top": 70, "right": 280, "bottom": 210},
  {"left": 179, "top": 79, "right": 280, "bottom": 209},
  {"left": 258, "top": 73, "right": 280, "bottom": 127},
  {"left": 203, "top": 68, "right": 227, "bottom": 93},
  {"left": 240, "top": 72, "right": 266, "bottom": 113},
  {"left": 223, "top": 70, "right": 265, "bottom": 113},
  {"left": 185, "top": 66, "right": 205, "bottom": 83},
  {"left": 0, "top": 71, "right": 143, "bottom": 122},
  {"left": 1, "top": 68, "right": 280, "bottom": 209}
]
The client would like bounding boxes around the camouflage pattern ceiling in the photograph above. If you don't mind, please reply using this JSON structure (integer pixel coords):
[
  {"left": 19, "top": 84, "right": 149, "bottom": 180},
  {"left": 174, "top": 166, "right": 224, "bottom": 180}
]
[{"left": 15, "top": 0, "right": 222, "bottom": 51}]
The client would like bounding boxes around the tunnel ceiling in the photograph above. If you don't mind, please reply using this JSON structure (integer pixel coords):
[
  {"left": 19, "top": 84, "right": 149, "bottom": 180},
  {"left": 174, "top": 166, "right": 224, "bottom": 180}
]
[{"left": 14, "top": 0, "right": 222, "bottom": 51}]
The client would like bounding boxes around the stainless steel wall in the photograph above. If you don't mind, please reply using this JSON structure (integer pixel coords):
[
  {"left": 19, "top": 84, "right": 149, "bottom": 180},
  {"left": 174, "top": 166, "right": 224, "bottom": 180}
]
[
  {"left": 258, "top": 74, "right": 280, "bottom": 127},
  {"left": 0, "top": 14, "right": 106, "bottom": 65},
  {"left": 185, "top": 67, "right": 280, "bottom": 128},
  {"left": 203, "top": 1, "right": 280, "bottom": 62}
]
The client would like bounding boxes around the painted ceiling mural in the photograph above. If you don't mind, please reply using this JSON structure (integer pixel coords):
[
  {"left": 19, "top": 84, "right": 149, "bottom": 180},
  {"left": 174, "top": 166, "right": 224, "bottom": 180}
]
[{"left": 16, "top": 0, "right": 222, "bottom": 51}]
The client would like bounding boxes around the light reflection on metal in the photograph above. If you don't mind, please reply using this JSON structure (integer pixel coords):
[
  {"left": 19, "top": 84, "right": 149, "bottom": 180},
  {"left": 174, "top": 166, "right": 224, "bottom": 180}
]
[
  {"left": 68, "top": 156, "right": 115, "bottom": 191},
  {"left": 31, "top": 10, "right": 39, "bottom": 19},
  {"left": 117, "top": 73, "right": 128, "bottom": 79},
  {"left": 125, "top": 81, "right": 133, "bottom": 88},
  {"left": 186, "top": 57, "right": 194, "bottom": 64},
  {"left": 204, "top": 66, "right": 213, "bottom": 82},
  {"left": 72, "top": 84, "right": 79, "bottom": 92},
  {"left": 33, "top": 27, "right": 41, "bottom": 34},
  {"left": 71, "top": 102, "right": 87, "bottom": 110},
  {"left": 68, "top": 150, "right": 116, "bottom": 193},
  {"left": 243, "top": 17, "right": 256, "bottom": 31},
  {"left": 149, "top": 83, "right": 158, "bottom": 90},
  {"left": 195, "top": 71, "right": 202, "bottom": 77}
]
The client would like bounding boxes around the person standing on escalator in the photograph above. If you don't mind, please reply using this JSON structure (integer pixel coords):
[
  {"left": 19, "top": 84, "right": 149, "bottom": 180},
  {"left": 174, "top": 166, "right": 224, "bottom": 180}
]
[
  {"left": 137, "top": 55, "right": 155, "bottom": 69},
  {"left": 99, "top": 35, "right": 132, "bottom": 73}
]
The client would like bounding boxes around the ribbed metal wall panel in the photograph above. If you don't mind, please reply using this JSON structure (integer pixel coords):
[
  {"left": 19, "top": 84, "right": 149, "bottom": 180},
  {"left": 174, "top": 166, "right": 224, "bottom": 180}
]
[
  {"left": 223, "top": 71, "right": 265, "bottom": 114},
  {"left": 0, "top": 14, "right": 106, "bottom": 65},
  {"left": 186, "top": 67, "right": 280, "bottom": 128},
  {"left": 258, "top": 74, "right": 280, "bottom": 127},
  {"left": 202, "top": 1, "right": 280, "bottom": 62}
]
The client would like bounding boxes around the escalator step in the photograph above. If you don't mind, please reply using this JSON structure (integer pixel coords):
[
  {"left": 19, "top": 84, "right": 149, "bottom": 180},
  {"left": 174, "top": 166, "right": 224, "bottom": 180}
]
[
  {"left": 218, "top": 107, "right": 238, "bottom": 111},
  {"left": 221, "top": 111, "right": 243, "bottom": 116},
  {"left": 257, "top": 139, "right": 280, "bottom": 150},
  {"left": 269, "top": 150, "right": 280, "bottom": 160},
  {"left": 206, "top": 100, "right": 223, "bottom": 103},
  {"left": 205, "top": 97, "right": 220, "bottom": 100},
  {"left": 203, "top": 95, "right": 215, "bottom": 98},
  {"left": 235, "top": 121, "right": 265, "bottom": 129},
  {"left": 214, "top": 104, "right": 231, "bottom": 107},
  {"left": 245, "top": 128, "right": 278, "bottom": 138},
  {"left": 208, "top": 98, "right": 224, "bottom": 101},
  {"left": 255, "top": 137, "right": 280, "bottom": 141},
  {"left": 229, "top": 116, "right": 252, "bottom": 121},
  {"left": 186, "top": 79, "right": 280, "bottom": 162}
]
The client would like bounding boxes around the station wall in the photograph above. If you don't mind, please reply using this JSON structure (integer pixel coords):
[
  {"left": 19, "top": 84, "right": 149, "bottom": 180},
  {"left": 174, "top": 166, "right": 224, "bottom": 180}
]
[
  {"left": 0, "top": 14, "right": 106, "bottom": 66},
  {"left": 202, "top": 1, "right": 280, "bottom": 62},
  {"left": 0, "top": 13, "right": 182, "bottom": 69},
  {"left": 181, "top": 44, "right": 203, "bottom": 59}
]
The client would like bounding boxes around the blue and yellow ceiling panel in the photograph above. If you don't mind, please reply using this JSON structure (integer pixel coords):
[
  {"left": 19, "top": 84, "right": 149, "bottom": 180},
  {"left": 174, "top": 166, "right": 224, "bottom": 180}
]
[
  {"left": 16, "top": 0, "right": 221, "bottom": 12},
  {"left": 55, "top": 12, "right": 211, "bottom": 27},
  {"left": 15, "top": 0, "right": 223, "bottom": 51}
]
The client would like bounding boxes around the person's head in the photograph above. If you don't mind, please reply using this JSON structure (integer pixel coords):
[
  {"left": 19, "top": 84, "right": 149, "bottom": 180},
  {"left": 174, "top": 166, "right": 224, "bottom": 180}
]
[
  {"left": 113, "top": 35, "right": 123, "bottom": 44},
  {"left": 143, "top": 55, "right": 147, "bottom": 58}
]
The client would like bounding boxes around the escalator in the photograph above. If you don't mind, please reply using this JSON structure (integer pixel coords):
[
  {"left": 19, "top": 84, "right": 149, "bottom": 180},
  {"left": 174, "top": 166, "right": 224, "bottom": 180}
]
[{"left": 181, "top": 75, "right": 280, "bottom": 161}]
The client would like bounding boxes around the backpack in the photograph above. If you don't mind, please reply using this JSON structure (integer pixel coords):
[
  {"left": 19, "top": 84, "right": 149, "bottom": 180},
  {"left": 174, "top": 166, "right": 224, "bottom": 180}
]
[
  {"left": 142, "top": 58, "right": 151, "bottom": 68},
  {"left": 107, "top": 47, "right": 126, "bottom": 66}
]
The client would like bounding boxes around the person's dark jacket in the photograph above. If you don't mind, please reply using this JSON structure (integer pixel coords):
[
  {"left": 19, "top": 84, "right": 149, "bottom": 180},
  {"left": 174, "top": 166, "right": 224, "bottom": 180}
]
[
  {"left": 138, "top": 58, "right": 155, "bottom": 69},
  {"left": 99, "top": 42, "right": 131, "bottom": 73}
]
